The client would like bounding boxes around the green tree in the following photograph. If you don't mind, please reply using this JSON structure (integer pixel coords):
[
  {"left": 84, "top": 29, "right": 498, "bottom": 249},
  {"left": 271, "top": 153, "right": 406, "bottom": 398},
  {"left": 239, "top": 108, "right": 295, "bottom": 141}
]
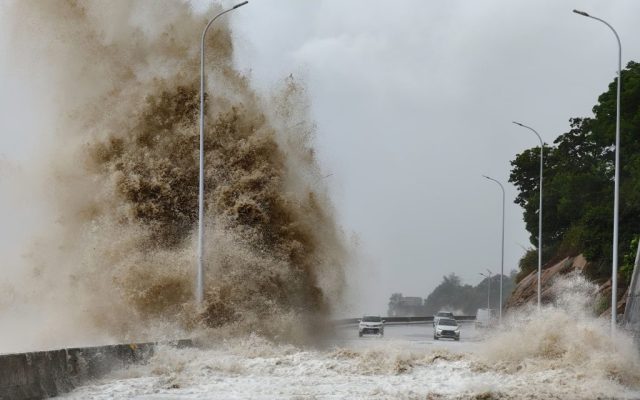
[
  {"left": 509, "top": 61, "right": 640, "bottom": 281},
  {"left": 387, "top": 293, "right": 403, "bottom": 316}
]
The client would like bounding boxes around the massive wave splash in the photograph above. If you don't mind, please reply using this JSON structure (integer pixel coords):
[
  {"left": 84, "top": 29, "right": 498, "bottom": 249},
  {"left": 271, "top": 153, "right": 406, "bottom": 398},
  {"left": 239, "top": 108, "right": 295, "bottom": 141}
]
[{"left": 2, "top": 0, "right": 347, "bottom": 348}]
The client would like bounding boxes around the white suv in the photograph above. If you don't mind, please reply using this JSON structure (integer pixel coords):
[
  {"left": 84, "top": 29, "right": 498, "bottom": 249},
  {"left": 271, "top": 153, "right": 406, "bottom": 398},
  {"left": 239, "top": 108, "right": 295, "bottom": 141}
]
[
  {"left": 434, "top": 318, "right": 460, "bottom": 341},
  {"left": 358, "top": 316, "right": 385, "bottom": 337}
]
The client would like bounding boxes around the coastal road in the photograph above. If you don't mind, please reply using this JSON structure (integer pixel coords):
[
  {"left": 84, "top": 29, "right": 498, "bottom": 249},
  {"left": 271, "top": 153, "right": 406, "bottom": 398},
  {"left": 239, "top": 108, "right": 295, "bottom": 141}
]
[
  {"left": 60, "top": 321, "right": 639, "bottom": 399},
  {"left": 332, "top": 321, "right": 482, "bottom": 351}
]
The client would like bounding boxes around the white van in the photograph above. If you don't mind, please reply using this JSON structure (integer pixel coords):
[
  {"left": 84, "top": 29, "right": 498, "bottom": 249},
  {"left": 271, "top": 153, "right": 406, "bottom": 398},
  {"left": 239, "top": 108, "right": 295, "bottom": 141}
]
[{"left": 475, "top": 308, "right": 495, "bottom": 328}]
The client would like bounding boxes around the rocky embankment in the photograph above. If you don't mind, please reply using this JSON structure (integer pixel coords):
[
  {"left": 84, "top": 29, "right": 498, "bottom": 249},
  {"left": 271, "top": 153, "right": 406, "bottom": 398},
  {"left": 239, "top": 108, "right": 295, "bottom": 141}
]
[{"left": 505, "top": 254, "right": 627, "bottom": 317}]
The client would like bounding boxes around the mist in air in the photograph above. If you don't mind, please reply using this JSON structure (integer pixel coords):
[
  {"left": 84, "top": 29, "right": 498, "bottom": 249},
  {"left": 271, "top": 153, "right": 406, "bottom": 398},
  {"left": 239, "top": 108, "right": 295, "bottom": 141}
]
[
  {"left": 0, "top": 0, "right": 348, "bottom": 352},
  {"left": 2, "top": 1, "right": 640, "bottom": 399}
]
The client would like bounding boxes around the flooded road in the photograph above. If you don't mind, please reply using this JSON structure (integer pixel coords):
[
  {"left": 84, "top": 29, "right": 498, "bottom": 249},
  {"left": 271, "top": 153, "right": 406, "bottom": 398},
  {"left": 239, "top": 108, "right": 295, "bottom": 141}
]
[
  {"left": 332, "top": 322, "right": 481, "bottom": 350},
  {"left": 59, "top": 322, "right": 640, "bottom": 399}
]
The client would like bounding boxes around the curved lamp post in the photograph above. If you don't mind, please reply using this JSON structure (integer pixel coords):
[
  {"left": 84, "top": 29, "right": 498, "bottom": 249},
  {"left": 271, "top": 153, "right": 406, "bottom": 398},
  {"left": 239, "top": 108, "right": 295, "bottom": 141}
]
[
  {"left": 573, "top": 9, "right": 621, "bottom": 334},
  {"left": 483, "top": 175, "right": 505, "bottom": 322},
  {"left": 198, "top": 1, "right": 249, "bottom": 306},
  {"left": 513, "top": 121, "right": 543, "bottom": 311},
  {"left": 479, "top": 269, "right": 493, "bottom": 310}
]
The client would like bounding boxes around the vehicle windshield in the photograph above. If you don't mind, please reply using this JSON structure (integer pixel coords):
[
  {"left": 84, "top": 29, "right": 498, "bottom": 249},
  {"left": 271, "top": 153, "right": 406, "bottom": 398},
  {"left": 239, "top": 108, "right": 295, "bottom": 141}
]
[
  {"left": 437, "top": 312, "right": 453, "bottom": 317},
  {"left": 362, "top": 316, "right": 382, "bottom": 322},
  {"left": 438, "top": 319, "right": 458, "bottom": 326}
]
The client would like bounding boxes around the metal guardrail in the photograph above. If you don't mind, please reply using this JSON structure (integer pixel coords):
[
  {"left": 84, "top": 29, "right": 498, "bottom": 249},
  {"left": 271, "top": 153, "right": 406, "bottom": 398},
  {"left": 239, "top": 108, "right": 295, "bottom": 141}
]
[{"left": 334, "top": 315, "right": 476, "bottom": 326}]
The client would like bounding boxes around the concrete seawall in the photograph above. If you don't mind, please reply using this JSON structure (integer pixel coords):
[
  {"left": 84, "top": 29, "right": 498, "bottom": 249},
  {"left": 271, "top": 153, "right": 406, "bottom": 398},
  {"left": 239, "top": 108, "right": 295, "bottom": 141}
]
[{"left": 0, "top": 340, "right": 191, "bottom": 400}]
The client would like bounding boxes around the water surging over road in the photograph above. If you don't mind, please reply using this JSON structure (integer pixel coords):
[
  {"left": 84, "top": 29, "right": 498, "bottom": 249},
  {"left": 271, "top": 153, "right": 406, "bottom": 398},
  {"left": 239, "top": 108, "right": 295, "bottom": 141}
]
[
  {"left": 62, "top": 275, "right": 640, "bottom": 399},
  {"left": 1, "top": 0, "right": 347, "bottom": 350}
]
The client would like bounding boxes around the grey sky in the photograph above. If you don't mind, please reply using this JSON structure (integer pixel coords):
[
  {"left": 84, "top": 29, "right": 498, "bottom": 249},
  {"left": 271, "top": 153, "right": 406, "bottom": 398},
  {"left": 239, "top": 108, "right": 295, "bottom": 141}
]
[
  {"left": 2, "top": 1, "right": 640, "bottom": 316},
  {"left": 227, "top": 0, "right": 640, "bottom": 315}
]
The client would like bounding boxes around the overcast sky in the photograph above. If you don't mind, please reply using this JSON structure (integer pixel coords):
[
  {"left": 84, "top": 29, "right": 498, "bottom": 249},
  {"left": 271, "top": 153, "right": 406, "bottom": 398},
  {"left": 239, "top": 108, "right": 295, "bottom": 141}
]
[
  {"left": 227, "top": 0, "right": 640, "bottom": 315},
  {"left": 2, "top": 1, "right": 640, "bottom": 316}
]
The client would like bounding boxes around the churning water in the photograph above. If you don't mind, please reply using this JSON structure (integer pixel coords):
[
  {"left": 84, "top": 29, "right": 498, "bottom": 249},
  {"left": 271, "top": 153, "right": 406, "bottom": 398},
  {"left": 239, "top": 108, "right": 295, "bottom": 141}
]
[
  {"left": 2, "top": 2, "right": 640, "bottom": 399},
  {"left": 58, "top": 275, "right": 640, "bottom": 399},
  {"left": 1, "top": 0, "right": 347, "bottom": 352}
]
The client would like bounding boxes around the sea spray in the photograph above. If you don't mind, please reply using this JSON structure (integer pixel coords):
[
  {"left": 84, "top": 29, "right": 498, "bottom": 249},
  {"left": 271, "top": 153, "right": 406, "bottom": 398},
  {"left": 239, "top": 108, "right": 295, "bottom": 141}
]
[
  {"left": 57, "top": 275, "right": 640, "bottom": 398},
  {"left": 477, "top": 273, "right": 640, "bottom": 390},
  {"left": 1, "top": 0, "right": 348, "bottom": 350}
]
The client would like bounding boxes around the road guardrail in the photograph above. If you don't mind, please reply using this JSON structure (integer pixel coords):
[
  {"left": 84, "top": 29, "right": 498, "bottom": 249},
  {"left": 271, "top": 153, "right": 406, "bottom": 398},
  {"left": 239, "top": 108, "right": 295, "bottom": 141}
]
[{"left": 333, "top": 315, "right": 476, "bottom": 326}]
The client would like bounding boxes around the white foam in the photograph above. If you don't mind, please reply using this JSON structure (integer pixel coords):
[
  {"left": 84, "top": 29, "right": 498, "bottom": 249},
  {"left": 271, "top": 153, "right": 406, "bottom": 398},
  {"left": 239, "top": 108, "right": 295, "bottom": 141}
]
[
  {"left": 61, "top": 332, "right": 640, "bottom": 399},
  {"left": 61, "top": 276, "right": 640, "bottom": 399}
]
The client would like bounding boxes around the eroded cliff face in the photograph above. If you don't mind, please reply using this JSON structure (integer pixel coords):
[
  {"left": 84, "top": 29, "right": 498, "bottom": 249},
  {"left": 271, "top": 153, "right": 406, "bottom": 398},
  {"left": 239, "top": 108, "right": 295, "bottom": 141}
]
[
  {"left": 505, "top": 255, "right": 627, "bottom": 317},
  {"left": 506, "top": 255, "right": 587, "bottom": 310}
]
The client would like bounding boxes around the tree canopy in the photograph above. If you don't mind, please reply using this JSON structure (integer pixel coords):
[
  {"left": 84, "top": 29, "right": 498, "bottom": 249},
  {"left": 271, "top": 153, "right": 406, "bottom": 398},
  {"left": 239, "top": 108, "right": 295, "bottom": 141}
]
[{"left": 510, "top": 61, "right": 640, "bottom": 282}]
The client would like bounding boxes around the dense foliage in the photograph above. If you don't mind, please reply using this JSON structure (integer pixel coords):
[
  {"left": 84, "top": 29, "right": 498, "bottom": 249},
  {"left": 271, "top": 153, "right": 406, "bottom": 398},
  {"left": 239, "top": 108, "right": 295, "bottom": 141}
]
[{"left": 510, "top": 61, "right": 640, "bottom": 283}]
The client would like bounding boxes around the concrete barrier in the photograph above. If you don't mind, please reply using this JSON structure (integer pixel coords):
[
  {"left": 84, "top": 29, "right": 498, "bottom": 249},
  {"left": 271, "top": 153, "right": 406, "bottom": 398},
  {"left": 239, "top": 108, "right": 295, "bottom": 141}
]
[
  {"left": 0, "top": 339, "right": 191, "bottom": 400},
  {"left": 1, "top": 317, "right": 477, "bottom": 399}
]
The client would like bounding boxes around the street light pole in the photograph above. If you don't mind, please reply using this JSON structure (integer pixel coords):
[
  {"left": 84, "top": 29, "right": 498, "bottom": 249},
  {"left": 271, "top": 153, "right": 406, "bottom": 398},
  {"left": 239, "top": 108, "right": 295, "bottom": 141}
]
[
  {"left": 513, "top": 121, "right": 544, "bottom": 311},
  {"left": 573, "top": 9, "right": 622, "bottom": 335},
  {"left": 198, "top": 1, "right": 249, "bottom": 306},
  {"left": 483, "top": 175, "right": 505, "bottom": 322},
  {"left": 486, "top": 268, "right": 492, "bottom": 311},
  {"left": 479, "top": 271, "right": 492, "bottom": 310}
]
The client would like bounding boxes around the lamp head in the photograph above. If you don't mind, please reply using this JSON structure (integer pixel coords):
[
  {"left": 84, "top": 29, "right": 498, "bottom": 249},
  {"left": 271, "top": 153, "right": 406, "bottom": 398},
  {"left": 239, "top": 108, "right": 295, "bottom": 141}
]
[
  {"left": 573, "top": 9, "right": 590, "bottom": 17},
  {"left": 233, "top": 1, "right": 249, "bottom": 9}
]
